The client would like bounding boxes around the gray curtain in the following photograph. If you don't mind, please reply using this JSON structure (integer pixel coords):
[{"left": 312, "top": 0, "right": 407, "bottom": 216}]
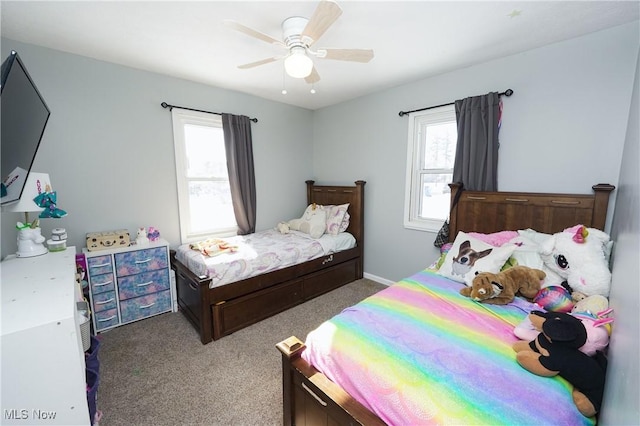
[
  {"left": 222, "top": 113, "right": 256, "bottom": 235},
  {"left": 452, "top": 92, "right": 501, "bottom": 191}
]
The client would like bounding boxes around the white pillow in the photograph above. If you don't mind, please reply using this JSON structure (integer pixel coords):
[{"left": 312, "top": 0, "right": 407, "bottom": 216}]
[
  {"left": 517, "top": 228, "right": 552, "bottom": 245},
  {"left": 339, "top": 211, "right": 350, "bottom": 233},
  {"left": 508, "top": 236, "right": 544, "bottom": 270},
  {"left": 288, "top": 204, "right": 327, "bottom": 239},
  {"left": 322, "top": 203, "right": 350, "bottom": 235},
  {"left": 438, "top": 232, "right": 516, "bottom": 285}
]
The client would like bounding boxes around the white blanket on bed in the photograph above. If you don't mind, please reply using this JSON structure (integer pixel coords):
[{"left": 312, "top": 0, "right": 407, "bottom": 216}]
[{"left": 175, "top": 229, "right": 356, "bottom": 289}]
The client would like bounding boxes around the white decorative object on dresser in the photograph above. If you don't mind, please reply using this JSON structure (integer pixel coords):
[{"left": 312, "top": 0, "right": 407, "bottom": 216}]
[
  {"left": 83, "top": 238, "right": 177, "bottom": 332},
  {"left": 1, "top": 247, "right": 90, "bottom": 425}
]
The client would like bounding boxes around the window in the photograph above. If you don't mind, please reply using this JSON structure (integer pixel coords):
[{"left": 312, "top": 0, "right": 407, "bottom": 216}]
[
  {"left": 171, "top": 108, "right": 237, "bottom": 243},
  {"left": 404, "top": 105, "right": 457, "bottom": 232}
]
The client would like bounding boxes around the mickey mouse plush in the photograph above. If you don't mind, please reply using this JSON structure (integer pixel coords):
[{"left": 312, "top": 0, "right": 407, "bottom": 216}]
[{"left": 513, "top": 311, "right": 607, "bottom": 418}]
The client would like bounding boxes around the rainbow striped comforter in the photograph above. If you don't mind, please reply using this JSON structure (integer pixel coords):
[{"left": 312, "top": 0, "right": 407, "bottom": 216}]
[{"left": 302, "top": 269, "right": 595, "bottom": 426}]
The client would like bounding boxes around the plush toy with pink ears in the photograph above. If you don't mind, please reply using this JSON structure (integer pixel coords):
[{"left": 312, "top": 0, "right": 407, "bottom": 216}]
[
  {"left": 538, "top": 225, "right": 612, "bottom": 299},
  {"left": 513, "top": 311, "right": 608, "bottom": 418},
  {"left": 514, "top": 294, "right": 614, "bottom": 356}
]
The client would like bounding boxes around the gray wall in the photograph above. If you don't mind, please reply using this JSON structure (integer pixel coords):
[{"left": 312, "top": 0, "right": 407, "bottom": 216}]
[
  {"left": 2, "top": 24, "right": 637, "bottom": 281},
  {"left": 1, "top": 39, "right": 314, "bottom": 259},
  {"left": 600, "top": 47, "right": 640, "bottom": 426},
  {"left": 313, "top": 22, "right": 639, "bottom": 282}
]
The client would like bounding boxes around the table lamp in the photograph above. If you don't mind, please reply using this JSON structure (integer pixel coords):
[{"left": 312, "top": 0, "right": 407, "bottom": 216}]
[{"left": 2, "top": 172, "right": 51, "bottom": 257}]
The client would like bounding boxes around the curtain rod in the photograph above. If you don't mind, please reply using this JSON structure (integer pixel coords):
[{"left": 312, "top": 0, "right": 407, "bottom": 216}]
[
  {"left": 398, "top": 89, "right": 514, "bottom": 117},
  {"left": 161, "top": 102, "right": 258, "bottom": 123}
]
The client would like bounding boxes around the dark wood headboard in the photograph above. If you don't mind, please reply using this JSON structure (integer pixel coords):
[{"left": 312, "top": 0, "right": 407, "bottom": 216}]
[
  {"left": 448, "top": 183, "right": 615, "bottom": 241},
  {"left": 306, "top": 180, "right": 366, "bottom": 250}
]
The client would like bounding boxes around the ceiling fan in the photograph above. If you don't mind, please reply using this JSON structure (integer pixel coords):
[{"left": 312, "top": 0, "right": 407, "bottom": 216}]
[{"left": 224, "top": 0, "right": 374, "bottom": 85}]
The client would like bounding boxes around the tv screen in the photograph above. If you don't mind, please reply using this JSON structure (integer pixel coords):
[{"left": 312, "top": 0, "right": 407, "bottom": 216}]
[{"left": 1, "top": 50, "right": 50, "bottom": 206}]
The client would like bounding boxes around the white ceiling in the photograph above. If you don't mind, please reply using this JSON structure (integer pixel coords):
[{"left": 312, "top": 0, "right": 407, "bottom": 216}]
[{"left": 1, "top": 1, "right": 638, "bottom": 110}]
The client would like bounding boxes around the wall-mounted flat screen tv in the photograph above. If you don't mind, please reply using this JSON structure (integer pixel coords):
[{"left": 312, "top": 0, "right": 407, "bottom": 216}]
[{"left": 1, "top": 50, "right": 50, "bottom": 206}]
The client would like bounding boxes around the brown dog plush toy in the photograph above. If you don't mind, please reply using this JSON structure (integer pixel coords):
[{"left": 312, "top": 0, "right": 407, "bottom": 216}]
[
  {"left": 513, "top": 311, "right": 607, "bottom": 417},
  {"left": 460, "top": 265, "right": 545, "bottom": 304}
]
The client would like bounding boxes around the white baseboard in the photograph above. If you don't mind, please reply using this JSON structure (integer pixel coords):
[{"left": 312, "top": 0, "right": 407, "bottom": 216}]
[{"left": 363, "top": 272, "right": 394, "bottom": 287}]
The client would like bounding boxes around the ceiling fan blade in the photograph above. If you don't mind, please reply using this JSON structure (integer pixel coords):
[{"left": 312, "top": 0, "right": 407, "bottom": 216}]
[
  {"left": 237, "top": 57, "right": 281, "bottom": 69},
  {"left": 224, "top": 20, "right": 283, "bottom": 46},
  {"left": 305, "top": 67, "right": 321, "bottom": 84},
  {"left": 319, "top": 48, "right": 374, "bottom": 63},
  {"left": 302, "top": 0, "right": 343, "bottom": 46}
]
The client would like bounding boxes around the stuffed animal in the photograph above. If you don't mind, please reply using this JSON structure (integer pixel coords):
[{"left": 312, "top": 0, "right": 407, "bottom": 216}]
[
  {"left": 276, "top": 221, "right": 290, "bottom": 234},
  {"left": 136, "top": 227, "right": 149, "bottom": 245},
  {"left": 533, "top": 285, "right": 575, "bottom": 313},
  {"left": 460, "top": 266, "right": 545, "bottom": 304},
  {"left": 571, "top": 295, "right": 614, "bottom": 356},
  {"left": 513, "top": 311, "right": 607, "bottom": 417},
  {"left": 513, "top": 304, "right": 613, "bottom": 356},
  {"left": 572, "top": 294, "right": 609, "bottom": 316},
  {"left": 288, "top": 203, "right": 326, "bottom": 239},
  {"left": 539, "top": 225, "right": 612, "bottom": 298},
  {"left": 147, "top": 226, "right": 160, "bottom": 241}
]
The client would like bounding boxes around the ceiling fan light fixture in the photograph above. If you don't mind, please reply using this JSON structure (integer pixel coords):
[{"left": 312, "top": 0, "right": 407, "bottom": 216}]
[{"left": 284, "top": 46, "right": 313, "bottom": 78}]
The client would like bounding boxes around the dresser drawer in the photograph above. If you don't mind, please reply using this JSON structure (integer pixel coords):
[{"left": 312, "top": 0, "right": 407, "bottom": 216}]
[
  {"left": 90, "top": 273, "right": 115, "bottom": 295},
  {"left": 92, "top": 291, "right": 118, "bottom": 313},
  {"left": 117, "top": 269, "right": 170, "bottom": 300},
  {"left": 95, "top": 308, "right": 119, "bottom": 331},
  {"left": 120, "top": 290, "right": 171, "bottom": 323},
  {"left": 87, "top": 255, "right": 113, "bottom": 276},
  {"left": 115, "top": 247, "right": 168, "bottom": 277}
]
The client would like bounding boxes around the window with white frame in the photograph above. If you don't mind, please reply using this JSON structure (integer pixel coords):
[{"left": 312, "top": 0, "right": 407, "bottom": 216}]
[
  {"left": 171, "top": 108, "right": 237, "bottom": 243},
  {"left": 404, "top": 105, "right": 457, "bottom": 232}
]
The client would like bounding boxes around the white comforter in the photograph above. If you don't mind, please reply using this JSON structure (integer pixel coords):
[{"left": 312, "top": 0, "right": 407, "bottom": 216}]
[{"left": 175, "top": 229, "right": 356, "bottom": 289}]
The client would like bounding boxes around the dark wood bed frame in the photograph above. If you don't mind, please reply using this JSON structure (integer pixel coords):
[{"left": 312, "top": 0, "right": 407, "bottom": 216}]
[
  {"left": 170, "top": 180, "right": 366, "bottom": 344},
  {"left": 277, "top": 182, "right": 615, "bottom": 426}
]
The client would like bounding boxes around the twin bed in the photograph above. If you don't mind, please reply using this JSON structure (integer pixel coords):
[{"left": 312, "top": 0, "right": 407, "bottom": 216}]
[
  {"left": 170, "top": 180, "right": 366, "bottom": 344},
  {"left": 276, "top": 182, "right": 615, "bottom": 426}
]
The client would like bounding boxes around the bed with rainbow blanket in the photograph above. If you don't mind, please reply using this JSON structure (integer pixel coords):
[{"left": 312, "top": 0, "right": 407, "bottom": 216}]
[
  {"left": 299, "top": 269, "right": 592, "bottom": 425},
  {"left": 277, "top": 183, "right": 614, "bottom": 426}
]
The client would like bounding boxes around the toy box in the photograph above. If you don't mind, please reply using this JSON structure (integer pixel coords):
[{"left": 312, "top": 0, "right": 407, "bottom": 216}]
[{"left": 86, "top": 229, "right": 130, "bottom": 251}]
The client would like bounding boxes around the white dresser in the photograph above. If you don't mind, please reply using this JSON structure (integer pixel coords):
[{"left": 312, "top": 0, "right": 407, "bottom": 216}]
[
  {"left": 83, "top": 238, "right": 176, "bottom": 333},
  {"left": 1, "top": 248, "right": 90, "bottom": 425}
]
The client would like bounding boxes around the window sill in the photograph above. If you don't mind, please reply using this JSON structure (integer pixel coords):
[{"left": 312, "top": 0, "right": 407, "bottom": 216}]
[{"left": 404, "top": 218, "right": 446, "bottom": 233}]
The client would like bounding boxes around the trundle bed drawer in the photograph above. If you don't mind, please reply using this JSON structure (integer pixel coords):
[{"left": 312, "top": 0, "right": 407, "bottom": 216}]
[
  {"left": 215, "top": 279, "right": 304, "bottom": 335},
  {"left": 297, "top": 248, "right": 358, "bottom": 275},
  {"left": 212, "top": 264, "right": 297, "bottom": 303},
  {"left": 303, "top": 259, "right": 358, "bottom": 300}
]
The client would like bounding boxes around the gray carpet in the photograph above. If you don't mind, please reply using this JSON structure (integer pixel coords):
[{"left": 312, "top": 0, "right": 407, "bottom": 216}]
[{"left": 96, "top": 278, "right": 385, "bottom": 426}]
